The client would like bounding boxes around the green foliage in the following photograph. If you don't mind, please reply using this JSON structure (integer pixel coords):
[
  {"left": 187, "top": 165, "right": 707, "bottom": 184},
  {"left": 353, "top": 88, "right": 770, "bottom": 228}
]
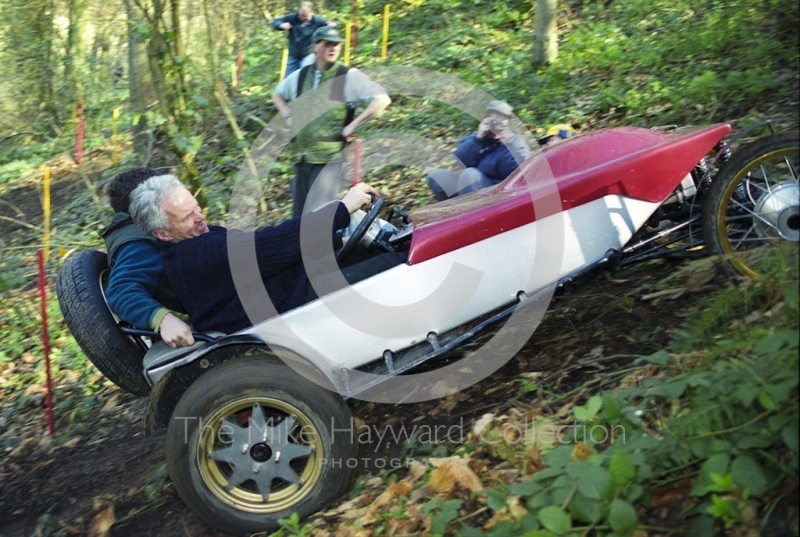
[
  {"left": 270, "top": 512, "right": 316, "bottom": 536},
  {"left": 421, "top": 249, "right": 798, "bottom": 535}
]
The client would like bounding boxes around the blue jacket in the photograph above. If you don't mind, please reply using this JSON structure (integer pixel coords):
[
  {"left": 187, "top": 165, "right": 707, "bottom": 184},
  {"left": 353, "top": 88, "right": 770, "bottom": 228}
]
[
  {"left": 271, "top": 13, "right": 329, "bottom": 58},
  {"left": 103, "top": 232, "right": 169, "bottom": 330},
  {"left": 453, "top": 133, "right": 531, "bottom": 183}
]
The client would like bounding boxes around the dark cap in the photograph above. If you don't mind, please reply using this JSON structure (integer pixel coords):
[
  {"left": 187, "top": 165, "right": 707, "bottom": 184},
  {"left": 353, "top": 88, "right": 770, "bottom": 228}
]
[
  {"left": 312, "top": 26, "right": 344, "bottom": 43},
  {"left": 485, "top": 100, "right": 513, "bottom": 117}
]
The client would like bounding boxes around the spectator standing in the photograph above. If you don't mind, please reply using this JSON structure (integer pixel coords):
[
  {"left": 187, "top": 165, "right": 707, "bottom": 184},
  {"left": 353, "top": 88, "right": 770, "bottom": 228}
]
[
  {"left": 272, "top": 1, "right": 337, "bottom": 76},
  {"left": 272, "top": 26, "right": 391, "bottom": 217}
]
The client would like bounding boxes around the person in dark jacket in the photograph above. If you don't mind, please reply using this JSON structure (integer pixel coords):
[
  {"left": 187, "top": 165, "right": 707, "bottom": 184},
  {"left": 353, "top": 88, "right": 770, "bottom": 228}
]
[
  {"left": 426, "top": 100, "right": 531, "bottom": 201},
  {"left": 128, "top": 174, "right": 406, "bottom": 334},
  {"left": 101, "top": 168, "right": 194, "bottom": 348},
  {"left": 272, "top": 1, "right": 337, "bottom": 76}
]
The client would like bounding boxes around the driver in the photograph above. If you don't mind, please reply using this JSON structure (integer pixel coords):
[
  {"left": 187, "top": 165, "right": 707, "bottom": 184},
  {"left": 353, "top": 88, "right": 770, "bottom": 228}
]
[{"left": 129, "top": 174, "right": 406, "bottom": 334}]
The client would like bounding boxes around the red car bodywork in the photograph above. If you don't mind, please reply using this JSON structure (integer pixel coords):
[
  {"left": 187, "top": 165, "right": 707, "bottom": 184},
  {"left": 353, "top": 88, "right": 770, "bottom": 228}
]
[{"left": 408, "top": 124, "right": 732, "bottom": 264}]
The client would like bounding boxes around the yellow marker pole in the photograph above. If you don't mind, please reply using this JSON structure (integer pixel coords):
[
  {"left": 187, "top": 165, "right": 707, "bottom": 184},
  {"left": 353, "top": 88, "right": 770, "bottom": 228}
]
[
  {"left": 231, "top": 63, "right": 237, "bottom": 87},
  {"left": 344, "top": 23, "right": 352, "bottom": 66},
  {"left": 112, "top": 107, "right": 120, "bottom": 167},
  {"left": 382, "top": 4, "right": 390, "bottom": 62},
  {"left": 42, "top": 167, "right": 51, "bottom": 264},
  {"left": 280, "top": 47, "right": 289, "bottom": 80}
]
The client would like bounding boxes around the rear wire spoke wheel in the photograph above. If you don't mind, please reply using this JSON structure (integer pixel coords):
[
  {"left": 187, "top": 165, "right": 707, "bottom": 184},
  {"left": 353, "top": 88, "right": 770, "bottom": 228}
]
[
  {"left": 703, "top": 133, "right": 799, "bottom": 277},
  {"left": 165, "top": 356, "right": 358, "bottom": 535}
]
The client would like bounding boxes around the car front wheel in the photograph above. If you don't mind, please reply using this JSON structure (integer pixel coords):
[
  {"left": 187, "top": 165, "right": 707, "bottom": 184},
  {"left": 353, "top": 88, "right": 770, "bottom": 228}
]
[{"left": 165, "top": 356, "right": 358, "bottom": 535}]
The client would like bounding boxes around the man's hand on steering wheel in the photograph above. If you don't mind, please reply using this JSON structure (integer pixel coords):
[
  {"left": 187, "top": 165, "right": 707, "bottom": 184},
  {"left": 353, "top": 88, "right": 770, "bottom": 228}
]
[
  {"left": 337, "top": 183, "right": 384, "bottom": 262},
  {"left": 342, "top": 183, "right": 379, "bottom": 213}
]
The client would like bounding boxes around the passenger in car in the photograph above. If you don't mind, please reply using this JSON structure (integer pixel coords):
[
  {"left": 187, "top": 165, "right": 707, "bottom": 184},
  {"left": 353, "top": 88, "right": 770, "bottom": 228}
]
[
  {"left": 128, "top": 174, "right": 406, "bottom": 334},
  {"left": 426, "top": 100, "right": 531, "bottom": 201},
  {"left": 101, "top": 168, "right": 195, "bottom": 348}
]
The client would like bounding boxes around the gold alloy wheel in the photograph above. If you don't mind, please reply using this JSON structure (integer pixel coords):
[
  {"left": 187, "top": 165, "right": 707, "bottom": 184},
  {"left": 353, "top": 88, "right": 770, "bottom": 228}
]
[
  {"left": 713, "top": 144, "right": 799, "bottom": 278},
  {"left": 197, "top": 396, "right": 323, "bottom": 513}
]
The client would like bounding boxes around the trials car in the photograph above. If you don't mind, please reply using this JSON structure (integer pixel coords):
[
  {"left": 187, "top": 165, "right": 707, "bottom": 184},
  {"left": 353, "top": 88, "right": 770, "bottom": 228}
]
[{"left": 56, "top": 122, "right": 798, "bottom": 534}]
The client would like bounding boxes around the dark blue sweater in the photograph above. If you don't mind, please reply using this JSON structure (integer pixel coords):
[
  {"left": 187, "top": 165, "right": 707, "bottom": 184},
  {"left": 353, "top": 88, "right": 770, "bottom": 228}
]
[
  {"left": 453, "top": 133, "right": 531, "bottom": 183},
  {"left": 271, "top": 13, "right": 329, "bottom": 58},
  {"left": 159, "top": 202, "right": 350, "bottom": 334}
]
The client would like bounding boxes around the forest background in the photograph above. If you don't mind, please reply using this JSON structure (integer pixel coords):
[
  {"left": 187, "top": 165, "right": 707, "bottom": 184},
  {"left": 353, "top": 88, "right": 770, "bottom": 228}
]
[{"left": 0, "top": 0, "right": 798, "bottom": 536}]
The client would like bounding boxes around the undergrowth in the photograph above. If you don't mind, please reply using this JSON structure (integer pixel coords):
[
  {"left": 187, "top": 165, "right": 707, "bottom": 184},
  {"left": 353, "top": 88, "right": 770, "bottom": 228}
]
[{"left": 406, "top": 248, "right": 798, "bottom": 536}]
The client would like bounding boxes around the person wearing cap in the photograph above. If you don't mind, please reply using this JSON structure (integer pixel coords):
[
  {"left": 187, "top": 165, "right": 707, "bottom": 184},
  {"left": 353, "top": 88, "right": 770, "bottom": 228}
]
[
  {"left": 272, "top": 2, "right": 337, "bottom": 76},
  {"left": 273, "top": 26, "right": 391, "bottom": 218},
  {"left": 426, "top": 100, "right": 531, "bottom": 201}
]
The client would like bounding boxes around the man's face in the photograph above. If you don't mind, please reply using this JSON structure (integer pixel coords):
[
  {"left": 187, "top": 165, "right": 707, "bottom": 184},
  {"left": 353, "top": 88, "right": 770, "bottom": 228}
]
[
  {"left": 298, "top": 7, "right": 313, "bottom": 22},
  {"left": 155, "top": 186, "right": 209, "bottom": 243},
  {"left": 313, "top": 40, "right": 341, "bottom": 67}
]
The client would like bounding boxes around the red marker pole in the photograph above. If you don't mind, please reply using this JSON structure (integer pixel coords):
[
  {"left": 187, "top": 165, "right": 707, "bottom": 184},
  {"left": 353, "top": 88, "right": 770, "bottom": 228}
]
[
  {"left": 236, "top": 48, "right": 244, "bottom": 87},
  {"left": 75, "top": 99, "right": 84, "bottom": 165},
  {"left": 37, "top": 249, "right": 55, "bottom": 437},
  {"left": 351, "top": 139, "right": 362, "bottom": 185}
]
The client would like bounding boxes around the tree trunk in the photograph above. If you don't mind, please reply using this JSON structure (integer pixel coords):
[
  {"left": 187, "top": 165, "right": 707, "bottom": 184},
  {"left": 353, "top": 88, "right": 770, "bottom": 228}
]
[
  {"left": 64, "top": 0, "right": 87, "bottom": 99},
  {"left": 532, "top": 0, "right": 558, "bottom": 65},
  {"left": 125, "top": 0, "right": 152, "bottom": 164}
]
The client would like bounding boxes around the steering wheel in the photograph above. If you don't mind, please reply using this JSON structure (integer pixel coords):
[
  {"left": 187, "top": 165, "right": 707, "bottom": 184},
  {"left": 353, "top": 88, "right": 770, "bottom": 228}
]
[{"left": 336, "top": 196, "right": 385, "bottom": 262}]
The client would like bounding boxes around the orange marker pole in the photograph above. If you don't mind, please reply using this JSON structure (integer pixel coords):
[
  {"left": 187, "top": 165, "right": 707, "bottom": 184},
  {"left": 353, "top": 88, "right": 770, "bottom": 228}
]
[
  {"left": 42, "top": 166, "right": 51, "bottom": 264},
  {"left": 75, "top": 99, "right": 84, "bottom": 165},
  {"left": 344, "top": 23, "right": 352, "bottom": 66},
  {"left": 280, "top": 47, "right": 289, "bottom": 80},
  {"left": 382, "top": 5, "right": 390, "bottom": 62},
  {"left": 236, "top": 48, "right": 244, "bottom": 86},
  {"left": 112, "top": 107, "right": 120, "bottom": 167},
  {"left": 352, "top": 139, "right": 362, "bottom": 185}
]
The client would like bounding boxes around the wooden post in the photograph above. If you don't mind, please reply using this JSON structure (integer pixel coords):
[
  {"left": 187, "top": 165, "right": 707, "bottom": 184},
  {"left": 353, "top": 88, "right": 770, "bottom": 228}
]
[
  {"left": 344, "top": 23, "right": 352, "bottom": 66},
  {"left": 280, "top": 47, "right": 289, "bottom": 80},
  {"left": 382, "top": 5, "right": 390, "bottom": 62}
]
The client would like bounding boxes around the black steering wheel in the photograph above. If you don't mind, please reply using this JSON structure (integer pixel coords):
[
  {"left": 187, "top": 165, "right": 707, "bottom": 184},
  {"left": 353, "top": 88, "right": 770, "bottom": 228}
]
[{"left": 336, "top": 196, "right": 384, "bottom": 262}]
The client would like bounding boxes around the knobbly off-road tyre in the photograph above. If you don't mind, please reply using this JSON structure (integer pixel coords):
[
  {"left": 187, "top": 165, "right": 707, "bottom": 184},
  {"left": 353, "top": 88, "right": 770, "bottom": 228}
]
[
  {"left": 165, "top": 356, "right": 358, "bottom": 536},
  {"left": 56, "top": 250, "right": 150, "bottom": 395},
  {"left": 703, "top": 133, "right": 799, "bottom": 278}
]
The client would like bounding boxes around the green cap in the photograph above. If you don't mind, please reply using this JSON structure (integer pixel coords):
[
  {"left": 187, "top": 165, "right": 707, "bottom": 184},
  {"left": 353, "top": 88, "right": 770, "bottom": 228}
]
[{"left": 312, "top": 26, "right": 344, "bottom": 43}]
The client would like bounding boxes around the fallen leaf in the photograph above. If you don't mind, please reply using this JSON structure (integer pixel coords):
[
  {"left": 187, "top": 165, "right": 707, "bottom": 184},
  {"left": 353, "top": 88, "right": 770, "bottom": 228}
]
[
  {"left": 429, "top": 457, "right": 483, "bottom": 492},
  {"left": 101, "top": 395, "right": 121, "bottom": 413},
  {"left": 429, "top": 463, "right": 456, "bottom": 494},
  {"left": 62, "top": 436, "right": 82, "bottom": 449},
  {"left": 362, "top": 480, "right": 413, "bottom": 524},
  {"left": 471, "top": 413, "right": 495, "bottom": 438},
  {"left": 87, "top": 505, "right": 114, "bottom": 537}
]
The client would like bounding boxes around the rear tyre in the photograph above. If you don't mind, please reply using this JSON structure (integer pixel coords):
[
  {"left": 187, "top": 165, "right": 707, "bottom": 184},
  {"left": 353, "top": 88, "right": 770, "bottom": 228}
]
[
  {"left": 165, "top": 356, "right": 358, "bottom": 535},
  {"left": 56, "top": 250, "right": 150, "bottom": 395},
  {"left": 702, "top": 133, "right": 799, "bottom": 277}
]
